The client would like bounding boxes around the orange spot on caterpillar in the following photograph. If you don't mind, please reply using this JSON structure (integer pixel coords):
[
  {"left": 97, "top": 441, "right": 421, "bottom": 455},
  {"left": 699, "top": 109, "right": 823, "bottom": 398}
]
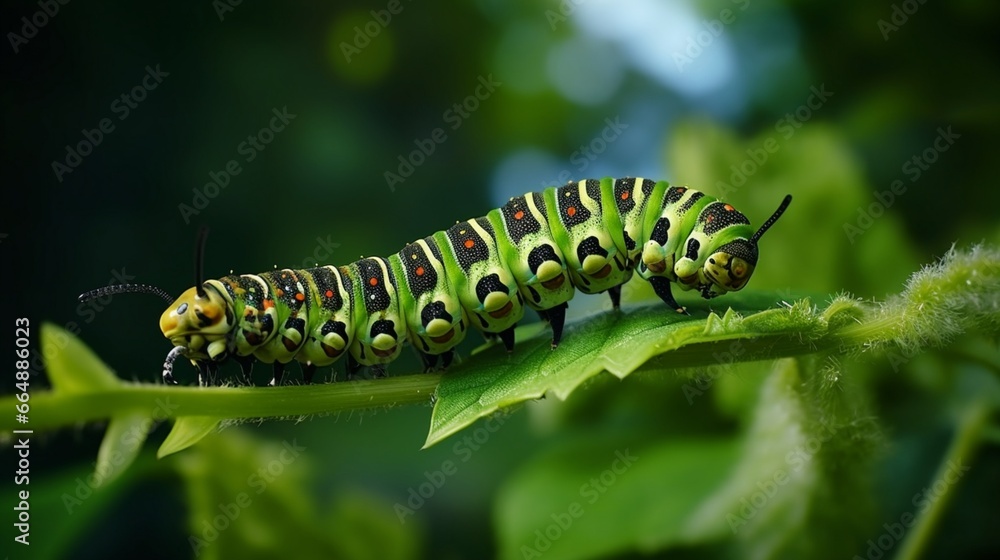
[
  {"left": 706, "top": 215, "right": 714, "bottom": 223},
  {"left": 325, "top": 290, "right": 334, "bottom": 298},
  {"left": 416, "top": 266, "right": 425, "bottom": 276},
  {"left": 263, "top": 299, "right": 274, "bottom": 309},
  {"left": 514, "top": 210, "right": 524, "bottom": 220},
  {"left": 464, "top": 239, "right": 475, "bottom": 249},
  {"left": 567, "top": 206, "right": 577, "bottom": 217},
  {"left": 724, "top": 204, "right": 734, "bottom": 211},
  {"left": 295, "top": 292, "right": 305, "bottom": 302},
  {"left": 621, "top": 191, "right": 629, "bottom": 200},
  {"left": 369, "top": 277, "right": 378, "bottom": 286},
  {"left": 276, "top": 289, "right": 284, "bottom": 297}
]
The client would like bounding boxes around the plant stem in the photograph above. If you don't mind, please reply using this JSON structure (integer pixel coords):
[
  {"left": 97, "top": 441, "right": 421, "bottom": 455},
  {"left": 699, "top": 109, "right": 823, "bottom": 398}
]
[
  {"left": 894, "top": 400, "right": 989, "bottom": 560},
  {"left": 2, "top": 373, "right": 441, "bottom": 432}
]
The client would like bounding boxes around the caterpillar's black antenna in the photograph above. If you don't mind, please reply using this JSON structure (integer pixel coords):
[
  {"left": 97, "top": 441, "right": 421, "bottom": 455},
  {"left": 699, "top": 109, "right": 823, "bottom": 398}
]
[
  {"left": 195, "top": 226, "right": 209, "bottom": 298},
  {"left": 750, "top": 195, "right": 792, "bottom": 245},
  {"left": 78, "top": 284, "right": 175, "bottom": 304}
]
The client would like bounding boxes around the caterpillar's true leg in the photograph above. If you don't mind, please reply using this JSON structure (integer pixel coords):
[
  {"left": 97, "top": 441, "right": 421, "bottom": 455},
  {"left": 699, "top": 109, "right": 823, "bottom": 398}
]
[
  {"left": 301, "top": 362, "right": 317, "bottom": 384},
  {"left": 347, "top": 354, "right": 362, "bottom": 381},
  {"left": 499, "top": 324, "right": 516, "bottom": 353},
  {"left": 234, "top": 355, "right": 254, "bottom": 386},
  {"left": 371, "top": 365, "right": 388, "bottom": 379},
  {"left": 195, "top": 361, "right": 207, "bottom": 386},
  {"left": 546, "top": 303, "right": 568, "bottom": 349},
  {"left": 196, "top": 360, "right": 217, "bottom": 387},
  {"left": 440, "top": 349, "right": 456, "bottom": 370},
  {"left": 269, "top": 362, "right": 285, "bottom": 386},
  {"left": 607, "top": 285, "right": 622, "bottom": 310},
  {"left": 649, "top": 276, "right": 689, "bottom": 315},
  {"left": 419, "top": 352, "right": 438, "bottom": 373}
]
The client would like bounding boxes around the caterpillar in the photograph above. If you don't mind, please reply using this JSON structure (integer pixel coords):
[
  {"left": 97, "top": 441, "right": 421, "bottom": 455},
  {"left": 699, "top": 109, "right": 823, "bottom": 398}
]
[{"left": 79, "top": 177, "right": 791, "bottom": 386}]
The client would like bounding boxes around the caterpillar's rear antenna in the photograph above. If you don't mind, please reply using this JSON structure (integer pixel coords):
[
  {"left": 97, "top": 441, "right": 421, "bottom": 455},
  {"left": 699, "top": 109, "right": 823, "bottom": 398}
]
[
  {"left": 750, "top": 195, "right": 792, "bottom": 245},
  {"left": 78, "top": 284, "right": 175, "bottom": 304},
  {"left": 194, "top": 226, "right": 209, "bottom": 298}
]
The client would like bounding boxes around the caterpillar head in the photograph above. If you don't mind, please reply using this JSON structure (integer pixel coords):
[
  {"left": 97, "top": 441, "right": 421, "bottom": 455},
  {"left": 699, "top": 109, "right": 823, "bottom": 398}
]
[
  {"left": 78, "top": 227, "right": 224, "bottom": 384},
  {"left": 702, "top": 239, "right": 757, "bottom": 295},
  {"left": 159, "top": 282, "right": 234, "bottom": 357},
  {"left": 700, "top": 195, "right": 792, "bottom": 298}
]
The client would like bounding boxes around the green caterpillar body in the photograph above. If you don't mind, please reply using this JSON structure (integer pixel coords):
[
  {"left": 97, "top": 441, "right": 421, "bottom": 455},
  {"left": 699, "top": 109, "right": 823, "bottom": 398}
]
[{"left": 156, "top": 177, "right": 791, "bottom": 385}]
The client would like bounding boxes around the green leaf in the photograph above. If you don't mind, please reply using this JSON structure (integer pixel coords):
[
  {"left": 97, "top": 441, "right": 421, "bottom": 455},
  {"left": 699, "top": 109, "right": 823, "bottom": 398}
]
[
  {"left": 20, "top": 455, "right": 160, "bottom": 559},
  {"left": 426, "top": 291, "right": 826, "bottom": 448},
  {"left": 495, "top": 357, "right": 883, "bottom": 560},
  {"left": 686, "top": 357, "right": 879, "bottom": 558},
  {"left": 93, "top": 411, "right": 153, "bottom": 487},
  {"left": 158, "top": 416, "right": 222, "bottom": 458},
  {"left": 176, "top": 430, "right": 421, "bottom": 560},
  {"left": 325, "top": 492, "right": 424, "bottom": 560},
  {"left": 495, "top": 434, "right": 740, "bottom": 560},
  {"left": 41, "top": 322, "right": 121, "bottom": 393}
]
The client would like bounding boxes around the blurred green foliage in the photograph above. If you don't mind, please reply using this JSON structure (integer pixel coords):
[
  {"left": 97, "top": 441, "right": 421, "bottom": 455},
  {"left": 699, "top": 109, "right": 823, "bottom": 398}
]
[{"left": 3, "top": 0, "right": 1000, "bottom": 559}]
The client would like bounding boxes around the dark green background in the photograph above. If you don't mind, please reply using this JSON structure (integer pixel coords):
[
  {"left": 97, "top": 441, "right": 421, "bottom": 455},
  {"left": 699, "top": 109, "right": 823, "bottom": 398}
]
[{"left": 2, "top": 0, "right": 999, "bottom": 559}]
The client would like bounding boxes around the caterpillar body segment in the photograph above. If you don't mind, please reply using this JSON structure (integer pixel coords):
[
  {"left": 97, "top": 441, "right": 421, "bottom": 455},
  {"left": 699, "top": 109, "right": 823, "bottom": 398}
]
[
  {"left": 293, "top": 266, "right": 356, "bottom": 381},
  {"left": 124, "top": 177, "right": 793, "bottom": 385},
  {"left": 389, "top": 238, "right": 469, "bottom": 371},
  {"left": 347, "top": 257, "right": 407, "bottom": 377},
  {"left": 434, "top": 218, "right": 526, "bottom": 347},
  {"left": 487, "top": 192, "right": 575, "bottom": 314},
  {"left": 545, "top": 179, "right": 633, "bottom": 296}
]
